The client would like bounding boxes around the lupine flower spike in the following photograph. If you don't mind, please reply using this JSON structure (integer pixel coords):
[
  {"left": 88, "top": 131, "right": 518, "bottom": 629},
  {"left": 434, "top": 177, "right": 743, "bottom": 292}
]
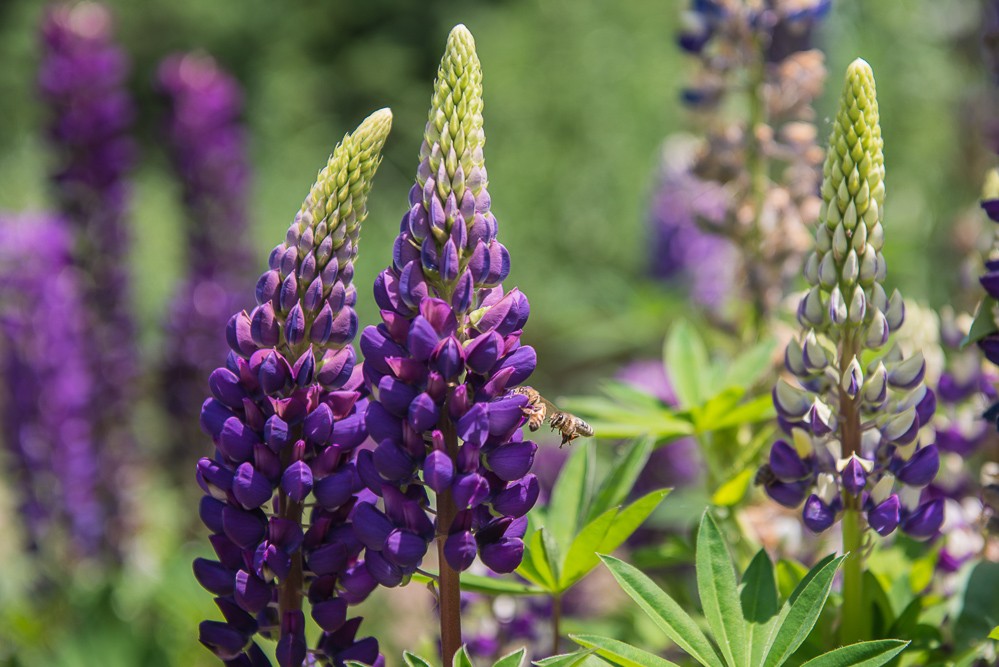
[
  {"left": 0, "top": 213, "right": 102, "bottom": 557},
  {"left": 758, "top": 59, "right": 942, "bottom": 540},
  {"left": 159, "top": 52, "right": 254, "bottom": 461},
  {"left": 38, "top": 1, "right": 137, "bottom": 553},
  {"left": 196, "top": 109, "right": 392, "bottom": 667},
  {"left": 359, "top": 25, "right": 538, "bottom": 663},
  {"left": 653, "top": 0, "right": 828, "bottom": 320}
]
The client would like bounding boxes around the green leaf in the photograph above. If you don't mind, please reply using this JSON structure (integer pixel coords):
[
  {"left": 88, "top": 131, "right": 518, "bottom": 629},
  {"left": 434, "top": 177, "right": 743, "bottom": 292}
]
[
  {"left": 600, "top": 554, "right": 724, "bottom": 667},
  {"left": 962, "top": 297, "right": 998, "bottom": 348},
  {"left": 740, "top": 550, "right": 779, "bottom": 667},
  {"left": 559, "top": 508, "right": 618, "bottom": 591},
  {"left": 587, "top": 436, "right": 654, "bottom": 522},
  {"left": 547, "top": 442, "right": 593, "bottom": 554},
  {"left": 774, "top": 559, "right": 808, "bottom": 601},
  {"left": 454, "top": 646, "right": 475, "bottom": 667},
  {"left": 410, "top": 572, "right": 542, "bottom": 596},
  {"left": 597, "top": 490, "right": 671, "bottom": 558},
  {"left": 403, "top": 652, "right": 435, "bottom": 667},
  {"left": 560, "top": 489, "right": 670, "bottom": 591},
  {"left": 493, "top": 648, "right": 527, "bottom": 667},
  {"left": 908, "top": 543, "right": 939, "bottom": 594},
  {"left": 762, "top": 554, "right": 845, "bottom": 667},
  {"left": 696, "top": 512, "right": 748, "bottom": 667},
  {"left": 710, "top": 469, "right": 754, "bottom": 507},
  {"left": 533, "top": 650, "right": 594, "bottom": 667},
  {"left": 665, "top": 321, "right": 710, "bottom": 408},
  {"left": 799, "top": 640, "right": 909, "bottom": 667},
  {"left": 570, "top": 634, "right": 682, "bottom": 667},
  {"left": 700, "top": 393, "right": 776, "bottom": 433},
  {"left": 517, "top": 528, "right": 557, "bottom": 591},
  {"left": 717, "top": 339, "right": 776, "bottom": 392},
  {"left": 989, "top": 626, "right": 999, "bottom": 641}
]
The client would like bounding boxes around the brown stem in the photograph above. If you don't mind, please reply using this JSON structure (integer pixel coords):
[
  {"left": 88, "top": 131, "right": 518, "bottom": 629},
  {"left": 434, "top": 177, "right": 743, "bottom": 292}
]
[{"left": 437, "top": 415, "right": 463, "bottom": 664}]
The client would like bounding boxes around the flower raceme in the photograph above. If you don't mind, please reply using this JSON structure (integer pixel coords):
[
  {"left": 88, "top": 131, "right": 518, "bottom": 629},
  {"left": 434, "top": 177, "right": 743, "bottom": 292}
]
[
  {"left": 196, "top": 110, "right": 392, "bottom": 667},
  {"left": 159, "top": 52, "right": 255, "bottom": 455},
  {"left": 758, "top": 59, "right": 943, "bottom": 538},
  {"left": 358, "top": 24, "right": 539, "bottom": 586}
]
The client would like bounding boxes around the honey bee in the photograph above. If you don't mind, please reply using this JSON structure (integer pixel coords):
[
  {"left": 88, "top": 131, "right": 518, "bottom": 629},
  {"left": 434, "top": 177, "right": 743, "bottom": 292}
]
[
  {"left": 753, "top": 464, "right": 776, "bottom": 488},
  {"left": 511, "top": 386, "right": 594, "bottom": 447}
]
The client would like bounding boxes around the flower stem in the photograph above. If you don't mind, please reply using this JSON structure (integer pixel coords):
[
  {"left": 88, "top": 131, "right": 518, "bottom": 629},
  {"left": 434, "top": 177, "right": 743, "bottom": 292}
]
[
  {"left": 437, "top": 416, "right": 463, "bottom": 664},
  {"left": 552, "top": 593, "right": 562, "bottom": 656},
  {"left": 840, "top": 509, "right": 867, "bottom": 645}
]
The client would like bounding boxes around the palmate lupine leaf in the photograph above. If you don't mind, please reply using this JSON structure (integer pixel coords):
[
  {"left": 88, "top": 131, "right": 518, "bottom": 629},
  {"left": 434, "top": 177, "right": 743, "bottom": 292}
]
[
  {"left": 798, "top": 640, "right": 908, "bottom": 667},
  {"left": 695, "top": 512, "right": 748, "bottom": 667},
  {"left": 532, "top": 651, "right": 597, "bottom": 667},
  {"left": 570, "top": 635, "right": 682, "bottom": 667},
  {"left": 517, "top": 441, "right": 669, "bottom": 595},
  {"left": 598, "top": 554, "right": 724, "bottom": 667},
  {"left": 595, "top": 512, "right": 909, "bottom": 667}
]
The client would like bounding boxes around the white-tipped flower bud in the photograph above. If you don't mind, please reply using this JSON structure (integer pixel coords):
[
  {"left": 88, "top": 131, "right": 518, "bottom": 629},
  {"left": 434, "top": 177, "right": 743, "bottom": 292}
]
[
  {"left": 774, "top": 378, "right": 812, "bottom": 418},
  {"left": 886, "top": 352, "right": 926, "bottom": 390},
  {"left": 864, "top": 309, "right": 890, "bottom": 349},
  {"left": 841, "top": 249, "right": 860, "bottom": 284},
  {"left": 847, "top": 285, "right": 866, "bottom": 324},
  {"left": 843, "top": 356, "right": 863, "bottom": 399},
  {"left": 818, "top": 252, "right": 839, "bottom": 289},
  {"left": 828, "top": 285, "right": 847, "bottom": 325},
  {"left": 858, "top": 245, "right": 877, "bottom": 285},
  {"left": 885, "top": 288, "right": 905, "bottom": 331}
]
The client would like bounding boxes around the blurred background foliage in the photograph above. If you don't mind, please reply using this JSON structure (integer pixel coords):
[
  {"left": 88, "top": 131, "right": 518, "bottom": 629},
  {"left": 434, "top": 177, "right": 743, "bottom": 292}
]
[{"left": 0, "top": 0, "right": 992, "bottom": 665}]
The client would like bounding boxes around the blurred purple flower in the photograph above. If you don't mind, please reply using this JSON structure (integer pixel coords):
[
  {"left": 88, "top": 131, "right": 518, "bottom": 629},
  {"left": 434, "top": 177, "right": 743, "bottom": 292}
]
[
  {"left": 38, "top": 1, "right": 137, "bottom": 545},
  {"left": 158, "top": 52, "right": 254, "bottom": 457},
  {"left": 0, "top": 212, "right": 102, "bottom": 556}
]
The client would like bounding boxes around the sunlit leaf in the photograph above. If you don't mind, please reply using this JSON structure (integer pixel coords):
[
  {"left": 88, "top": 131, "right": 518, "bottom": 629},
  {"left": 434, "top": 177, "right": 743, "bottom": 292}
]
[
  {"left": 533, "top": 649, "right": 595, "bottom": 667},
  {"left": 547, "top": 442, "right": 593, "bottom": 554},
  {"left": 570, "top": 634, "right": 682, "bottom": 667},
  {"left": 711, "top": 469, "right": 754, "bottom": 507},
  {"left": 560, "top": 490, "right": 670, "bottom": 591},
  {"left": 454, "top": 646, "right": 475, "bottom": 667},
  {"left": 410, "top": 572, "right": 542, "bottom": 596},
  {"left": 762, "top": 554, "right": 844, "bottom": 667},
  {"left": 493, "top": 647, "right": 527, "bottom": 667},
  {"left": 600, "top": 554, "right": 724, "bottom": 667},
  {"left": 717, "top": 339, "right": 777, "bottom": 392},
  {"left": 799, "top": 640, "right": 909, "bottom": 666},
  {"left": 664, "top": 321, "right": 710, "bottom": 408},
  {"left": 587, "top": 436, "right": 654, "bottom": 522},
  {"left": 696, "top": 511, "right": 747, "bottom": 667},
  {"left": 402, "top": 652, "right": 435, "bottom": 667}
]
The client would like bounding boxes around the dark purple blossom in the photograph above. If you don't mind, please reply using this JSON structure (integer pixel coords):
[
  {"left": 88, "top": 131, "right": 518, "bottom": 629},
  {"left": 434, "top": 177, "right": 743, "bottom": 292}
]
[
  {"left": 195, "top": 110, "right": 392, "bottom": 666},
  {"left": 0, "top": 212, "right": 103, "bottom": 557},
  {"left": 359, "top": 25, "right": 538, "bottom": 583},
  {"left": 158, "top": 52, "right": 254, "bottom": 456}
]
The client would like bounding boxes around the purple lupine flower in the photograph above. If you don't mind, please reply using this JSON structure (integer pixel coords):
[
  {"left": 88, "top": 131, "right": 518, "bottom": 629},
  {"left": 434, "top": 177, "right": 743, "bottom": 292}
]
[
  {"left": 195, "top": 109, "right": 392, "bottom": 666},
  {"left": 38, "top": 1, "right": 137, "bottom": 542},
  {"left": 658, "top": 0, "right": 828, "bottom": 322},
  {"left": 649, "top": 142, "right": 737, "bottom": 309},
  {"left": 158, "top": 52, "right": 254, "bottom": 457},
  {"left": 0, "top": 212, "right": 102, "bottom": 556},
  {"left": 359, "top": 25, "right": 538, "bottom": 585},
  {"left": 757, "top": 60, "right": 942, "bottom": 539}
]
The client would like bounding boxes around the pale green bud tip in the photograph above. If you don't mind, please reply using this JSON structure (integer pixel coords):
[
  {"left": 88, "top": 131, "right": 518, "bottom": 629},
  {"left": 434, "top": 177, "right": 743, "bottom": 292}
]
[
  {"left": 355, "top": 108, "right": 394, "bottom": 149},
  {"left": 983, "top": 168, "right": 999, "bottom": 201},
  {"left": 295, "top": 109, "right": 393, "bottom": 244}
]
